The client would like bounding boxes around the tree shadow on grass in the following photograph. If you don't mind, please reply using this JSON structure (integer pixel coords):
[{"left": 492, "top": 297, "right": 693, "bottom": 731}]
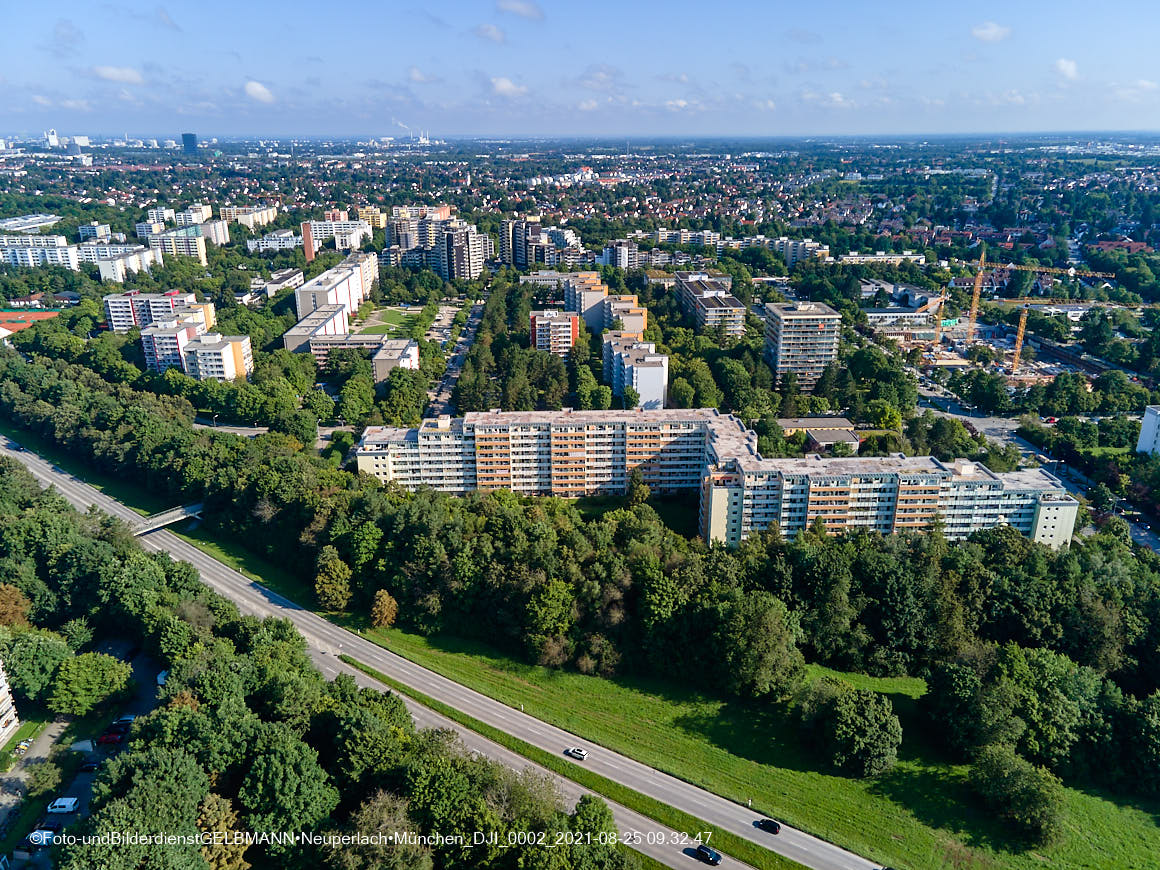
[
  {"left": 670, "top": 698, "right": 822, "bottom": 775},
  {"left": 868, "top": 759, "right": 1028, "bottom": 857}
]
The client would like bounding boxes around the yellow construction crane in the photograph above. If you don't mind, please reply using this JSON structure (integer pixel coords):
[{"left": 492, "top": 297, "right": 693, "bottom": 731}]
[
  {"left": 962, "top": 246, "right": 1114, "bottom": 343},
  {"left": 1011, "top": 304, "right": 1030, "bottom": 374}
]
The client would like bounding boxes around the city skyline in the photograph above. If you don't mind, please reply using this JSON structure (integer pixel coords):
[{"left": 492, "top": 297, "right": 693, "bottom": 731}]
[{"left": 4, "top": 0, "right": 1160, "bottom": 138}]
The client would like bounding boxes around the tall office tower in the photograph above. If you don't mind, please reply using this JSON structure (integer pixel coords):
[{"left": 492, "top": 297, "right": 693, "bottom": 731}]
[
  {"left": 182, "top": 133, "right": 198, "bottom": 155},
  {"left": 763, "top": 301, "right": 841, "bottom": 391}
]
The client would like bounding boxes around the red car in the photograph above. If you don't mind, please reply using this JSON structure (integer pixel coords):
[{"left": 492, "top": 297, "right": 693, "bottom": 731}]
[{"left": 97, "top": 731, "right": 125, "bottom": 745}]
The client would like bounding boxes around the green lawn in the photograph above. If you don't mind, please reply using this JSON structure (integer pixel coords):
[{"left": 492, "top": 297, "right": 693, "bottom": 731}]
[
  {"left": 359, "top": 628, "right": 1160, "bottom": 870},
  {"left": 0, "top": 717, "right": 49, "bottom": 773},
  {"left": 359, "top": 308, "right": 419, "bottom": 335},
  {"left": 571, "top": 493, "right": 701, "bottom": 539}
]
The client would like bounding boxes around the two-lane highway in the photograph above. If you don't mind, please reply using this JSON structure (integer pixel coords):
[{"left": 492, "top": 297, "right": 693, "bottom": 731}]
[{"left": 0, "top": 438, "right": 880, "bottom": 870}]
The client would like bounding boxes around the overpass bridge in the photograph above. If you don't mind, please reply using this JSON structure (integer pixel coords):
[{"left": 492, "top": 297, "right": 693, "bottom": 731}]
[{"left": 133, "top": 503, "right": 203, "bottom": 536}]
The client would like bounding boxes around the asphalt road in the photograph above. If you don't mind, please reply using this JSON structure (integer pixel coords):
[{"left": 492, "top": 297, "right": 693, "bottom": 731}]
[
  {"left": 0, "top": 438, "right": 879, "bottom": 870},
  {"left": 427, "top": 301, "right": 485, "bottom": 418}
]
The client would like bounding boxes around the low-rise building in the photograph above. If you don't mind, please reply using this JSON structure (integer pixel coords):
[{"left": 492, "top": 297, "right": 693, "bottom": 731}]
[
  {"left": 283, "top": 304, "right": 349, "bottom": 352},
  {"left": 247, "top": 229, "right": 302, "bottom": 252}
]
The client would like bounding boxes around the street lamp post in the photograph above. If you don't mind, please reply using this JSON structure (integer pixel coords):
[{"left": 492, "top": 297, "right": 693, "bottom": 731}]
[{"left": 212, "top": 414, "right": 219, "bottom": 428}]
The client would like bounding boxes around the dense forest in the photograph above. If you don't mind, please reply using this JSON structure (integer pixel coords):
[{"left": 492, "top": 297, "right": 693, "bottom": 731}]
[
  {"left": 0, "top": 457, "right": 635, "bottom": 870},
  {"left": 4, "top": 350, "right": 1160, "bottom": 847}
]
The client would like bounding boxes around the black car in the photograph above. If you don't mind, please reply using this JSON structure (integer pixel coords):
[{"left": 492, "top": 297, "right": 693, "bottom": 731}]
[
  {"left": 695, "top": 844, "right": 722, "bottom": 865},
  {"left": 35, "top": 817, "right": 64, "bottom": 832},
  {"left": 79, "top": 758, "right": 101, "bottom": 773},
  {"left": 757, "top": 818, "right": 781, "bottom": 835}
]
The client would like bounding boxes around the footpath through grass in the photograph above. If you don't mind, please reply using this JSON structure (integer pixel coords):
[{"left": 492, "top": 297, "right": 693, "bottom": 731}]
[
  {"left": 361, "top": 628, "right": 1160, "bottom": 870},
  {"left": 340, "top": 655, "right": 802, "bottom": 870}
]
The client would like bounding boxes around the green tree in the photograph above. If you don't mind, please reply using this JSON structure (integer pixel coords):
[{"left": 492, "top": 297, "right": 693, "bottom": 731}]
[
  {"left": 239, "top": 724, "right": 340, "bottom": 837},
  {"left": 866, "top": 398, "right": 903, "bottom": 432},
  {"left": 801, "top": 677, "right": 902, "bottom": 777},
  {"left": 48, "top": 652, "right": 132, "bottom": 716},
  {"left": 326, "top": 791, "right": 432, "bottom": 870},
  {"left": 5, "top": 629, "right": 72, "bottom": 701},
  {"left": 970, "top": 743, "right": 1064, "bottom": 845},
  {"left": 714, "top": 591, "right": 804, "bottom": 699},
  {"left": 26, "top": 759, "right": 62, "bottom": 797},
  {"left": 314, "top": 546, "right": 353, "bottom": 611},
  {"left": 622, "top": 385, "right": 641, "bottom": 409},
  {"left": 668, "top": 377, "right": 695, "bottom": 408},
  {"left": 626, "top": 468, "right": 651, "bottom": 506},
  {"left": 0, "top": 583, "right": 31, "bottom": 626}
]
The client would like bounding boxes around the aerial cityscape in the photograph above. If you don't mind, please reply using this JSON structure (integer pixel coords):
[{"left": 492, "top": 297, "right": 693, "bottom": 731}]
[{"left": 2, "top": 3, "right": 1160, "bottom": 870}]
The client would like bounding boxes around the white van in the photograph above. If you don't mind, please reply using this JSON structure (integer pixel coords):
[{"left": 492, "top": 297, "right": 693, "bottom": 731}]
[{"left": 46, "top": 797, "right": 78, "bottom": 814}]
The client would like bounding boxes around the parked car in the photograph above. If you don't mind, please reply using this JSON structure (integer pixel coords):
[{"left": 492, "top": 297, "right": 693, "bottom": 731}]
[
  {"left": 46, "top": 797, "right": 78, "bottom": 814},
  {"left": 564, "top": 747, "right": 588, "bottom": 761},
  {"left": 695, "top": 844, "right": 722, "bottom": 865},
  {"left": 97, "top": 731, "right": 125, "bottom": 745},
  {"left": 113, "top": 714, "right": 137, "bottom": 726},
  {"left": 756, "top": 818, "right": 781, "bottom": 834},
  {"left": 35, "top": 817, "right": 64, "bottom": 832},
  {"left": 106, "top": 721, "right": 131, "bottom": 735},
  {"left": 78, "top": 758, "right": 101, "bottom": 773}
]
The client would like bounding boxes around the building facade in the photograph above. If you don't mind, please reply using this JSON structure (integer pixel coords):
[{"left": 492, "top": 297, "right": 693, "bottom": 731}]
[
  {"left": 355, "top": 409, "right": 1077, "bottom": 550},
  {"left": 0, "top": 660, "right": 19, "bottom": 749},
  {"left": 182, "top": 334, "right": 253, "bottom": 380},
  {"left": 529, "top": 310, "right": 579, "bottom": 356},
  {"left": 1138, "top": 406, "right": 1160, "bottom": 455},
  {"left": 763, "top": 301, "right": 841, "bottom": 390},
  {"left": 675, "top": 272, "right": 746, "bottom": 336}
]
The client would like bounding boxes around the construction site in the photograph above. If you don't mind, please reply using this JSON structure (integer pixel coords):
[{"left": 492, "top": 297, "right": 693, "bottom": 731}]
[{"left": 866, "top": 245, "right": 1125, "bottom": 386}]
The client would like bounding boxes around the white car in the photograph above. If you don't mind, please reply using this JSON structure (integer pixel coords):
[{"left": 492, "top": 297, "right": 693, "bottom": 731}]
[{"left": 564, "top": 747, "right": 588, "bottom": 761}]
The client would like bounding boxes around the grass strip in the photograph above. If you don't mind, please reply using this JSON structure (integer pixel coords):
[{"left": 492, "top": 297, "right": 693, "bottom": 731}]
[{"left": 339, "top": 654, "right": 804, "bottom": 870}]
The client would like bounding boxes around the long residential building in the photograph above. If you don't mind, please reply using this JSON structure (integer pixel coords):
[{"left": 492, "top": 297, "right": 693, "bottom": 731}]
[
  {"left": 301, "top": 219, "right": 372, "bottom": 261},
  {"left": 0, "top": 234, "right": 80, "bottom": 270},
  {"left": 283, "top": 304, "right": 349, "bottom": 352},
  {"left": 218, "top": 205, "right": 277, "bottom": 229},
  {"left": 247, "top": 229, "right": 302, "bottom": 252},
  {"left": 355, "top": 409, "right": 1078, "bottom": 549},
  {"left": 675, "top": 271, "right": 746, "bottom": 336},
  {"left": 1138, "top": 406, "right": 1160, "bottom": 455},
  {"left": 763, "top": 301, "right": 841, "bottom": 390},
  {"left": 102, "top": 290, "right": 208, "bottom": 333}
]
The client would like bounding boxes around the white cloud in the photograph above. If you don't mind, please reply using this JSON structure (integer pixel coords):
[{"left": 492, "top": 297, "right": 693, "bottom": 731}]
[
  {"left": 409, "top": 66, "right": 435, "bottom": 83},
  {"left": 971, "top": 21, "right": 1011, "bottom": 43},
  {"left": 490, "top": 76, "right": 527, "bottom": 97},
  {"left": 802, "top": 90, "right": 855, "bottom": 109},
  {"left": 60, "top": 99, "right": 90, "bottom": 111},
  {"left": 1136, "top": 79, "right": 1159, "bottom": 91},
  {"left": 244, "top": 80, "right": 275, "bottom": 103},
  {"left": 1055, "top": 58, "right": 1079, "bottom": 81},
  {"left": 32, "top": 94, "right": 52, "bottom": 106},
  {"left": 496, "top": 0, "right": 543, "bottom": 20},
  {"left": 93, "top": 65, "right": 143, "bottom": 85},
  {"left": 754, "top": 99, "right": 776, "bottom": 111},
  {"left": 665, "top": 98, "right": 689, "bottom": 111},
  {"left": 577, "top": 98, "right": 598, "bottom": 111},
  {"left": 474, "top": 23, "right": 505, "bottom": 43}
]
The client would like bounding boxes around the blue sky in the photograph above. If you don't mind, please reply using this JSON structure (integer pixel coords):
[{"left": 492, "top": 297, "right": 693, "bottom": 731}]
[{"left": 3, "top": 0, "right": 1159, "bottom": 139}]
